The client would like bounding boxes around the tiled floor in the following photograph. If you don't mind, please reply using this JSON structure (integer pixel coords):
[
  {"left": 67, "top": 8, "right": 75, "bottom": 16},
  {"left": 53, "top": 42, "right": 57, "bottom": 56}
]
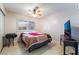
[{"left": 0, "top": 40, "right": 63, "bottom": 55}]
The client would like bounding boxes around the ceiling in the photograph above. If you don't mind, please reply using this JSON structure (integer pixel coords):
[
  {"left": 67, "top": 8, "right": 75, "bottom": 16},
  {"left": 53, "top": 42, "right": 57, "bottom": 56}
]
[{"left": 3, "top": 3, "right": 78, "bottom": 18}]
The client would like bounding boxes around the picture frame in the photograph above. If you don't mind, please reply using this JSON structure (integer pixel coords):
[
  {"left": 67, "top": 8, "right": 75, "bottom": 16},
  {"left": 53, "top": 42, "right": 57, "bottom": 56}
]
[{"left": 16, "top": 20, "right": 35, "bottom": 31}]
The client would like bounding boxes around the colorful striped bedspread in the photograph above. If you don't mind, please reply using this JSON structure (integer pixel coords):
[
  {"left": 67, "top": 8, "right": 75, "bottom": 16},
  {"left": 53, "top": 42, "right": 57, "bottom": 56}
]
[{"left": 20, "top": 32, "right": 48, "bottom": 49}]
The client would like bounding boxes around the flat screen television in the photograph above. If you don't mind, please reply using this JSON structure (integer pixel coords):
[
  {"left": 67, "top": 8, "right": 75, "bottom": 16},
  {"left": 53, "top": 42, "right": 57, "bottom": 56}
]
[{"left": 64, "top": 20, "right": 71, "bottom": 39}]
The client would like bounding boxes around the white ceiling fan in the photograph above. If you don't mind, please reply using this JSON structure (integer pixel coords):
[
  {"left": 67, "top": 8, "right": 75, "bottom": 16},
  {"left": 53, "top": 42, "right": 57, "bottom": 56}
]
[{"left": 26, "top": 6, "right": 43, "bottom": 18}]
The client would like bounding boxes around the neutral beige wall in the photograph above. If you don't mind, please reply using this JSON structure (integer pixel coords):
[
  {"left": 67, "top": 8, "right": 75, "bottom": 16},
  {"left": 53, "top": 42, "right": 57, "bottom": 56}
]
[
  {"left": 41, "top": 12, "right": 64, "bottom": 41},
  {"left": 41, "top": 9, "right": 79, "bottom": 41}
]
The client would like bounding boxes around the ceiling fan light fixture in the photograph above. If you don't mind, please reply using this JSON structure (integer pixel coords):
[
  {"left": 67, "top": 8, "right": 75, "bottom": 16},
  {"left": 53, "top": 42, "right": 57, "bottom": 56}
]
[
  {"left": 27, "top": 6, "right": 43, "bottom": 18},
  {"left": 33, "top": 6, "right": 43, "bottom": 17}
]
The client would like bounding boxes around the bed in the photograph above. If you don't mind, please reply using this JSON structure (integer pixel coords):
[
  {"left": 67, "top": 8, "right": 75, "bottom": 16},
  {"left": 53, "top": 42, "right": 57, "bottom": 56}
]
[{"left": 20, "top": 32, "right": 52, "bottom": 52}]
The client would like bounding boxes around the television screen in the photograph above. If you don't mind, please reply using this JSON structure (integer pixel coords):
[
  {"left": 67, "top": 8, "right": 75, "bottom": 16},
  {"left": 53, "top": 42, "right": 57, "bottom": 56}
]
[
  {"left": 64, "top": 20, "right": 71, "bottom": 38},
  {"left": 64, "top": 20, "right": 71, "bottom": 30}
]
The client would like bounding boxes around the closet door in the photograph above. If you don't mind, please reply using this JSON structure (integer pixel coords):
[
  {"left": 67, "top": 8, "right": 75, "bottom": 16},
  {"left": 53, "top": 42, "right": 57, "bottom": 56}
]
[{"left": 0, "top": 9, "right": 4, "bottom": 51}]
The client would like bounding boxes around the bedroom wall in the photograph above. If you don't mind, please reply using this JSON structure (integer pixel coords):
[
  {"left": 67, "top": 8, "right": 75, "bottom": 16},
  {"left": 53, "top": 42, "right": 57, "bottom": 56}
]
[
  {"left": 70, "top": 11, "right": 79, "bottom": 40},
  {"left": 41, "top": 8, "right": 79, "bottom": 42},
  {"left": 41, "top": 12, "right": 65, "bottom": 41}
]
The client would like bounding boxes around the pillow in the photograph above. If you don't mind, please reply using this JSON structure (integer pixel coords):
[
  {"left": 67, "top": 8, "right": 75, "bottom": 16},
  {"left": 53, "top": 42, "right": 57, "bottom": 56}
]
[{"left": 29, "top": 32, "right": 42, "bottom": 35}]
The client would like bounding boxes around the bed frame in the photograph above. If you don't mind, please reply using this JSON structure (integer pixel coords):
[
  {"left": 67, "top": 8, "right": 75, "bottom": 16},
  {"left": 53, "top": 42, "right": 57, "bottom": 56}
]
[
  {"left": 20, "top": 34, "right": 52, "bottom": 53},
  {"left": 28, "top": 39, "right": 51, "bottom": 52}
]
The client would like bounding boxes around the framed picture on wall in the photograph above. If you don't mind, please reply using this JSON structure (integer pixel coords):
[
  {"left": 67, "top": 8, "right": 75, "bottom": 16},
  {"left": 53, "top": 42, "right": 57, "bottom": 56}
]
[
  {"left": 16, "top": 20, "right": 28, "bottom": 30},
  {"left": 28, "top": 21, "right": 35, "bottom": 30},
  {"left": 16, "top": 20, "right": 35, "bottom": 31}
]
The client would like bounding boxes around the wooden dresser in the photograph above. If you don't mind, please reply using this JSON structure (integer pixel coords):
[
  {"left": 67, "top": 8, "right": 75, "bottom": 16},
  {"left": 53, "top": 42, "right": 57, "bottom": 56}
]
[{"left": 60, "top": 35, "right": 78, "bottom": 55}]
